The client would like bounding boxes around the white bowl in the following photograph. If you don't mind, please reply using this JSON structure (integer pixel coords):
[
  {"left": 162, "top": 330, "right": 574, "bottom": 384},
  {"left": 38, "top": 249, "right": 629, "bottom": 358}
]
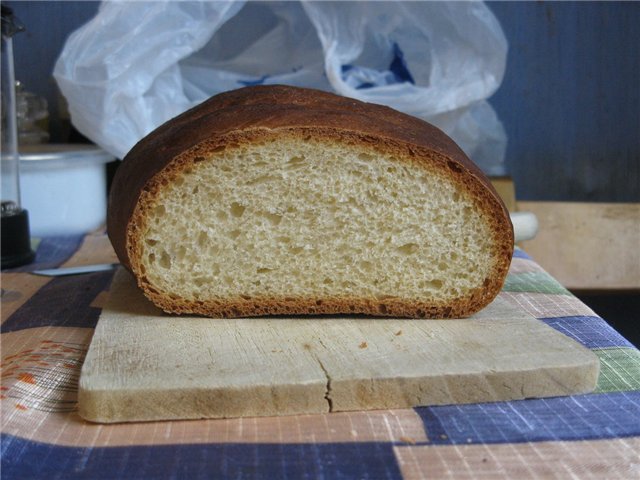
[{"left": 18, "top": 144, "right": 116, "bottom": 237}]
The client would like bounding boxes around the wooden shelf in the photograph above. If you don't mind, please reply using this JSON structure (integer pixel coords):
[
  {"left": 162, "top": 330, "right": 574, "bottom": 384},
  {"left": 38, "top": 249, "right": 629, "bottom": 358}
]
[{"left": 517, "top": 202, "right": 640, "bottom": 291}]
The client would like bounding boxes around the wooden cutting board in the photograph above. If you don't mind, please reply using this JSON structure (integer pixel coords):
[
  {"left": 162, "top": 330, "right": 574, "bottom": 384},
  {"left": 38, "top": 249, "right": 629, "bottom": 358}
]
[{"left": 78, "top": 269, "right": 599, "bottom": 423}]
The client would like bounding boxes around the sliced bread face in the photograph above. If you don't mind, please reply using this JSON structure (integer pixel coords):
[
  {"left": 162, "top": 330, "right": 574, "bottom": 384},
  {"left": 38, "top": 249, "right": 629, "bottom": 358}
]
[{"left": 109, "top": 86, "right": 513, "bottom": 319}]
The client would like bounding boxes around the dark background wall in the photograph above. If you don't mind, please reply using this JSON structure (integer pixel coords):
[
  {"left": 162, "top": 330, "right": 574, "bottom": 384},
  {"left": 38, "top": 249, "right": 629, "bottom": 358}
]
[
  {"left": 489, "top": 1, "right": 639, "bottom": 202},
  {"left": 5, "top": 0, "right": 639, "bottom": 204}
]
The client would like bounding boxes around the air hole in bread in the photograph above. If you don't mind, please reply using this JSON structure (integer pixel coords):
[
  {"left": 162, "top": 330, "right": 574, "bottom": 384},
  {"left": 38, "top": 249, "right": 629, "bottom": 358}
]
[
  {"left": 260, "top": 211, "right": 282, "bottom": 226},
  {"left": 154, "top": 205, "right": 166, "bottom": 217},
  {"left": 286, "top": 156, "right": 306, "bottom": 169},
  {"left": 197, "top": 231, "right": 208, "bottom": 247},
  {"left": 159, "top": 251, "right": 171, "bottom": 269},
  {"left": 194, "top": 277, "right": 209, "bottom": 287},
  {"left": 230, "top": 202, "right": 245, "bottom": 217},
  {"left": 426, "top": 279, "right": 443, "bottom": 289},
  {"left": 247, "top": 174, "right": 277, "bottom": 186},
  {"left": 359, "top": 260, "right": 373, "bottom": 272},
  {"left": 397, "top": 243, "right": 419, "bottom": 255}
]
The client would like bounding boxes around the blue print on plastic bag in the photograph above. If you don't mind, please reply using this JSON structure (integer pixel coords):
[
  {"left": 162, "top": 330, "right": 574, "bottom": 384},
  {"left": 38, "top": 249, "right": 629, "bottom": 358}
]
[
  {"left": 389, "top": 43, "right": 415, "bottom": 85},
  {"left": 238, "top": 74, "right": 271, "bottom": 87},
  {"left": 342, "top": 43, "right": 415, "bottom": 90}
]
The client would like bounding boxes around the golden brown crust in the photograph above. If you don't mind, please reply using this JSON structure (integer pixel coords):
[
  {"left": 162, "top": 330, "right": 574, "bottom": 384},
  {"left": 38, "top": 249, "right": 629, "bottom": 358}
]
[{"left": 108, "top": 85, "right": 513, "bottom": 319}]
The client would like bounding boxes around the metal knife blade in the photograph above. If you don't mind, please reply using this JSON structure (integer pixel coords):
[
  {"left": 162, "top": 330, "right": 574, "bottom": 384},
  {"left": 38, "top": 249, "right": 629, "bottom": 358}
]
[{"left": 32, "top": 263, "right": 119, "bottom": 277}]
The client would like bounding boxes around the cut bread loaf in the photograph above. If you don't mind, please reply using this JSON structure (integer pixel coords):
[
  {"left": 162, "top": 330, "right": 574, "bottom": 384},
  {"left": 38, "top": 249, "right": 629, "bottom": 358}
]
[{"left": 107, "top": 85, "right": 513, "bottom": 319}]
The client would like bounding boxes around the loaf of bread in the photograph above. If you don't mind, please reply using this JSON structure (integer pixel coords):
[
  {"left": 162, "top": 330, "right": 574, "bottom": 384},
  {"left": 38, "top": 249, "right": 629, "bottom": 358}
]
[{"left": 107, "top": 85, "right": 513, "bottom": 319}]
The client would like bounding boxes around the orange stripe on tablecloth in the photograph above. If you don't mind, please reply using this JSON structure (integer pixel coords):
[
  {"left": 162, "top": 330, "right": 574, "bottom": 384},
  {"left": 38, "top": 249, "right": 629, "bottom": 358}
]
[
  {"left": 4, "top": 401, "right": 428, "bottom": 448},
  {"left": 4, "top": 402, "right": 428, "bottom": 447},
  {"left": 393, "top": 437, "right": 640, "bottom": 480},
  {"left": 1, "top": 327, "right": 427, "bottom": 447},
  {"left": 1, "top": 327, "right": 92, "bottom": 416}
]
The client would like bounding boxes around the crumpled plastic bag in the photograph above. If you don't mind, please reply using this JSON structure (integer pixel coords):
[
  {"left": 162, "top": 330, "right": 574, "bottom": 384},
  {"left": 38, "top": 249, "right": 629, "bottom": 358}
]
[{"left": 54, "top": 0, "right": 508, "bottom": 174}]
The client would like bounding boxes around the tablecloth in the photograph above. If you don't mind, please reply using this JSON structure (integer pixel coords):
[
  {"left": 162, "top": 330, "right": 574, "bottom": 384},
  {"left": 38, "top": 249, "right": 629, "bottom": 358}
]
[{"left": 1, "top": 232, "right": 639, "bottom": 479}]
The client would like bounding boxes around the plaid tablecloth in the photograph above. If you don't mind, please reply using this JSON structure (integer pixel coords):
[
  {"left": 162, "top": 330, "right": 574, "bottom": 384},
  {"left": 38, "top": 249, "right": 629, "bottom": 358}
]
[{"left": 2, "top": 233, "right": 639, "bottom": 479}]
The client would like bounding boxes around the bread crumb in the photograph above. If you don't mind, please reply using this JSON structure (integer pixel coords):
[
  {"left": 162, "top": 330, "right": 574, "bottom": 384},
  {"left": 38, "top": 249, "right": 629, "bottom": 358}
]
[
  {"left": 359, "top": 341, "right": 368, "bottom": 349},
  {"left": 395, "top": 330, "right": 403, "bottom": 336},
  {"left": 399, "top": 436, "right": 416, "bottom": 444}
]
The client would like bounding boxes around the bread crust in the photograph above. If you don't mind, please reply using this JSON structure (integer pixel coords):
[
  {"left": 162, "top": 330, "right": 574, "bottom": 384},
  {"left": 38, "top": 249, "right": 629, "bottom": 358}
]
[{"left": 108, "top": 85, "right": 513, "bottom": 319}]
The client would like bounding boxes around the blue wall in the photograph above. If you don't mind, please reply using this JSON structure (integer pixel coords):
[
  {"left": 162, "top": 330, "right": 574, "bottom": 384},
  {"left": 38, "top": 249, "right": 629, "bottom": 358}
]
[
  {"left": 5, "top": 1, "right": 639, "bottom": 202},
  {"left": 488, "top": 1, "right": 639, "bottom": 202}
]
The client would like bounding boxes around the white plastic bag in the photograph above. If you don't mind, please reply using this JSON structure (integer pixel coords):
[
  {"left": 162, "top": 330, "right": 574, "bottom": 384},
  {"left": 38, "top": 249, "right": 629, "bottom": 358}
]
[{"left": 54, "top": 0, "right": 508, "bottom": 174}]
